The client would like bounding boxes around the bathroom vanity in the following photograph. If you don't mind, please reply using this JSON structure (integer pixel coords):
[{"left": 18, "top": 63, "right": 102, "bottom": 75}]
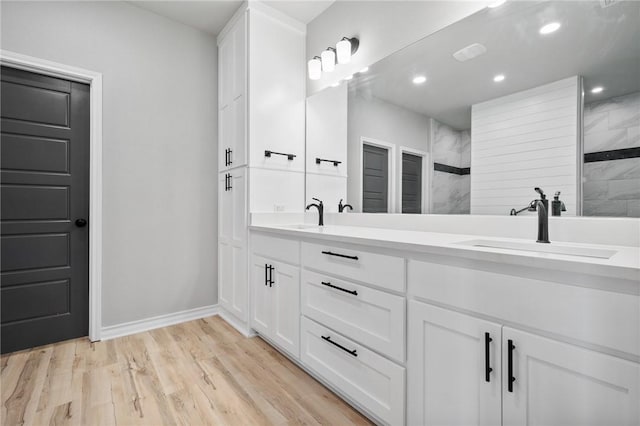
[
  {"left": 216, "top": 1, "right": 640, "bottom": 424},
  {"left": 248, "top": 223, "right": 639, "bottom": 425}
]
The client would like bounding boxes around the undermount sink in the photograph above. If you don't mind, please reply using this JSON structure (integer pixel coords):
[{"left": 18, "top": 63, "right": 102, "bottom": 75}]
[
  {"left": 458, "top": 239, "right": 617, "bottom": 259},
  {"left": 278, "top": 224, "right": 319, "bottom": 230}
]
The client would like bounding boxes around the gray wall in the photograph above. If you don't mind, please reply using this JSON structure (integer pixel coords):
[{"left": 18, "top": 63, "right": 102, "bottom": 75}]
[
  {"left": 1, "top": 1, "right": 218, "bottom": 326},
  {"left": 583, "top": 91, "right": 640, "bottom": 217},
  {"left": 306, "top": 1, "right": 488, "bottom": 95},
  {"left": 347, "top": 91, "right": 430, "bottom": 212}
]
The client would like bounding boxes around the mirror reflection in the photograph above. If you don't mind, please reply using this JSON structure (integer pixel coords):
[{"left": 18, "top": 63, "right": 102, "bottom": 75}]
[{"left": 305, "top": 0, "right": 640, "bottom": 217}]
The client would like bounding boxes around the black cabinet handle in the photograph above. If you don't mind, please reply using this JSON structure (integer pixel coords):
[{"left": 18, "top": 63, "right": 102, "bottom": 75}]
[
  {"left": 268, "top": 265, "right": 274, "bottom": 287},
  {"left": 485, "top": 332, "right": 493, "bottom": 382},
  {"left": 225, "top": 173, "right": 232, "bottom": 191},
  {"left": 321, "top": 250, "right": 358, "bottom": 261},
  {"left": 321, "top": 281, "right": 357, "bottom": 296},
  {"left": 225, "top": 148, "right": 229, "bottom": 166},
  {"left": 264, "top": 263, "right": 268, "bottom": 286},
  {"left": 228, "top": 148, "right": 233, "bottom": 166},
  {"left": 321, "top": 335, "right": 357, "bottom": 357},
  {"left": 508, "top": 339, "right": 516, "bottom": 392},
  {"left": 316, "top": 157, "right": 341, "bottom": 166},
  {"left": 265, "top": 150, "right": 296, "bottom": 161}
]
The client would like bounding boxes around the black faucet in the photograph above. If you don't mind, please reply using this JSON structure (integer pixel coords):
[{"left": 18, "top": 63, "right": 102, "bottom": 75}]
[
  {"left": 338, "top": 199, "right": 353, "bottom": 213},
  {"left": 528, "top": 187, "right": 550, "bottom": 243},
  {"left": 306, "top": 198, "right": 324, "bottom": 226}
]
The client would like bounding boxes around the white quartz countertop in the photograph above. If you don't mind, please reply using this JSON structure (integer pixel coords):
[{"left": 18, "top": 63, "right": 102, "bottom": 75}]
[{"left": 249, "top": 224, "right": 640, "bottom": 282}]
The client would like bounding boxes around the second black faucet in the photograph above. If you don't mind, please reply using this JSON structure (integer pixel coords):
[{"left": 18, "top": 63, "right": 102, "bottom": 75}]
[{"left": 306, "top": 198, "right": 324, "bottom": 226}]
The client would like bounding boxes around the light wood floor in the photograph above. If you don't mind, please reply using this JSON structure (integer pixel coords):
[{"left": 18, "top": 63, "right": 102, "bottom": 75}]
[{"left": 1, "top": 316, "right": 372, "bottom": 426}]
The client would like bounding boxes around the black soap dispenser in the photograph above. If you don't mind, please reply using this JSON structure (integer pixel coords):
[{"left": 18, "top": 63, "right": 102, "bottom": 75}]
[{"left": 552, "top": 191, "right": 567, "bottom": 216}]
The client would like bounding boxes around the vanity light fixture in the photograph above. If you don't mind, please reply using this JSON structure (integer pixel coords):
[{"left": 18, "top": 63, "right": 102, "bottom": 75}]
[
  {"left": 591, "top": 86, "right": 604, "bottom": 94},
  {"left": 321, "top": 48, "right": 336, "bottom": 72},
  {"left": 493, "top": 74, "right": 505, "bottom": 82},
  {"left": 488, "top": 0, "right": 507, "bottom": 8},
  {"left": 539, "top": 22, "right": 561, "bottom": 35},
  {"left": 413, "top": 75, "right": 427, "bottom": 84},
  {"left": 308, "top": 56, "right": 322, "bottom": 80},
  {"left": 336, "top": 37, "right": 360, "bottom": 64}
]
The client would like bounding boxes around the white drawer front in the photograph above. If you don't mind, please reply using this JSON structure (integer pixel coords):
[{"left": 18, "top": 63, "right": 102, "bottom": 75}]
[
  {"left": 251, "top": 232, "right": 300, "bottom": 264},
  {"left": 302, "top": 270, "right": 405, "bottom": 362},
  {"left": 301, "top": 241, "right": 405, "bottom": 293},
  {"left": 408, "top": 259, "right": 640, "bottom": 357},
  {"left": 301, "top": 317, "right": 405, "bottom": 426}
]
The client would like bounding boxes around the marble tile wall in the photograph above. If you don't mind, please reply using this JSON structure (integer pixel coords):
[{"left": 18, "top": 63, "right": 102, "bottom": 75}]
[
  {"left": 583, "top": 91, "right": 640, "bottom": 217},
  {"left": 431, "top": 119, "right": 471, "bottom": 214}
]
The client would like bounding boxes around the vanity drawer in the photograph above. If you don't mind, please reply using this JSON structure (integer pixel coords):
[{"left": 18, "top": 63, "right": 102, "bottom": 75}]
[
  {"left": 301, "top": 241, "right": 405, "bottom": 292},
  {"left": 301, "top": 270, "right": 405, "bottom": 362},
  {"left": 408, "top": 259, "right": 640, "bottom": 357},
  {"left": 251, "top": 232, "right": 300, "bottom": 264},
  {"left": 300, "top": 317, "right": 405, "bottom": 426}
]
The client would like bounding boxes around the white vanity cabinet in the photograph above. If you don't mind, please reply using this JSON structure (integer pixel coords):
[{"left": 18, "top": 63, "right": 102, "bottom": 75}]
[
  {"left": 407, "top": 302, "right": 502, "bottom": 426},
  {"left": 407, "top": 258, "right": 640, "bottom": 426},
  {"left": 502, "top": 327, "right": 640, "bottom": 426},
  {"left": 250, "top": 233, "right": 301, "bottom": 358}
]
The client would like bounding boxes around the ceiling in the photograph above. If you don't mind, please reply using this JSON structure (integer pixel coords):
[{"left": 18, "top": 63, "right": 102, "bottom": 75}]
[
  {"left": 349, "top": 0, "right": 640, "bottom": 130},
  {"left": 130, "top": 0, "right": 335, "bottom": 35}
]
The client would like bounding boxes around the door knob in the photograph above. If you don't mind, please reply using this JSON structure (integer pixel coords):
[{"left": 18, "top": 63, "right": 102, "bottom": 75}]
[{"left": 75, "top": 218, "right": 87, "bottom": 227}]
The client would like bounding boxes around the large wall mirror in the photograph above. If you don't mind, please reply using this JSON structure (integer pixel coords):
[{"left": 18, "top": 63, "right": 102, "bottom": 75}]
[{"left": 305, "top": 0, "right": 640, "bottom": 217}]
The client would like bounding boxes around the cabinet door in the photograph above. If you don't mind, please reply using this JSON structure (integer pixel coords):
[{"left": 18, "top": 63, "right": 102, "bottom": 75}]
[
  {"left": 227, "top": 243, "right": 247, "bottom": 321},
  {"left": 271, "top": 261, "right": 300, "bottom": 358},
  {"left": 218, "top": 172, "right": 232, "bottom": 241},
  {"left": 218, "top": 241, "right": 233, "bottom": 313},
  {"left": 408, "top": 301, "right": 502, "bottom": 426},
  {"left": 251, "top": 254, "right": 272, "bottom": 336},
  {"left": 228, "top": 169, "right": 246, "bottom": 244},
  {"left": 503, "top": 327, "right": 640, "bottom": 426}
]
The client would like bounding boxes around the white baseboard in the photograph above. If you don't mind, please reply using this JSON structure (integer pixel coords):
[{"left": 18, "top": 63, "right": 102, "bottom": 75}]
[
  {"left": 100, "top": 304, "right": 219, "bottom": 341},
  {"left": 218, "top": 308, "right": 256, "bottom": 337}
]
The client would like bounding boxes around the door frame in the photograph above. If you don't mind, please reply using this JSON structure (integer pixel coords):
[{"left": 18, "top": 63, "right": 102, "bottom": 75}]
[
  {"left": 1, "top": 50, "right": 103, "bottom": 342},
  {"left": 359, "top": 137, "right": 396, "bottom": 213},
  {"left": 399, "top": 146, "right": 429, "bottom": 214}
]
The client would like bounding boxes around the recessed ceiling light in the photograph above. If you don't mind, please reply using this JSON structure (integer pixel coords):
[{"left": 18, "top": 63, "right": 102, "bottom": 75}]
[
  {"left": 539, "top": 22, "right": 561, "bottom": 35},
  {"left": 488, "top": 0, "right": 507, "bottom": 8},
  {"left": 344, "top": 75, "right": 353, "bottom": 81},
  {"left": 413, "top": 75, "right": 427, "bottom": 84},
  {"left": 493, "top": 74, "right": 505, "bottom": 82},
  {"left": 591, "top": 86, "right": 604, "bottom": 94},
  {"left": 359, "top": 67, "right": 369, "bottom": 73}
]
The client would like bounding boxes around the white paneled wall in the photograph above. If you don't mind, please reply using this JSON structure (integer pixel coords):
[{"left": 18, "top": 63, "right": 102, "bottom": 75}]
[{"left": 470, "top": 77, "right": 580, "bottom": 215}]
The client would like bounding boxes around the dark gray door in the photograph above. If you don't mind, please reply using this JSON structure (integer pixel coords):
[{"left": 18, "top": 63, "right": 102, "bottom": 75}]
[
  {"left": 402, "top": 153, "right": 422, "bottom": 214},
  {"left": 362, "top": 143, "right": 388, "bottom": 213},
  {"left": 1, "top": 66, "right": 90, "bottom": 354}
]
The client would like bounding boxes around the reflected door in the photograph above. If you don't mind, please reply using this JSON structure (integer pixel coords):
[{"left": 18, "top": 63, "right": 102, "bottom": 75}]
[
  {"left": 362, "top": 144, "right": 389, "bottom": 213},
  {"left": 402, "top": 153, "right": 422, "bottom": 213}
]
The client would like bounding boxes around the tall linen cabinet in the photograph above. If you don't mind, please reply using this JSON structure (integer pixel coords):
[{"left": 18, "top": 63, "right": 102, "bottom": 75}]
[{"left": 217, "top": 2, "right": 306, "bottom": 331}]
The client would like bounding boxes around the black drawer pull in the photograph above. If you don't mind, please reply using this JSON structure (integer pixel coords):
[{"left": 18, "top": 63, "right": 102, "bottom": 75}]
[
  {"left": 321, "top": 250, "right": 359, "bottom": 261},
  {"left": 485, "top": 332, "right": 493, "bottom": 382},
  {"left": 508, "top": 339, "right": 516, "bottom": 392},
  {"left": 321, "top": 335, "right": 357, "bottom": 357},
  {"left": 321, "top": 281, "right": 357, "bottom": 296}
]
